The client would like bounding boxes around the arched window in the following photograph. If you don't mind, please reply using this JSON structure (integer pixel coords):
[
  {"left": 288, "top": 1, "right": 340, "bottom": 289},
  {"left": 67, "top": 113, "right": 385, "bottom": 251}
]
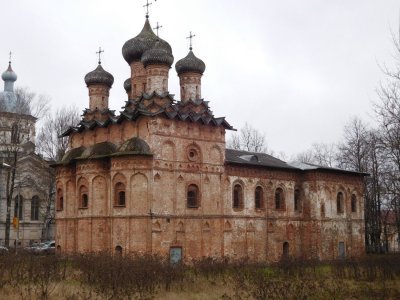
[
  {"left": 255, "top": 186, "right": 264, "bottom": 209},
  {"left": 11, "top": 123, "right": 19, "bottom": 143},
  {"left": 114, "top": 182, "right": 126, "bottom": 207},
  {"left": 31, "top": 196, "right": 40, "bottom": 221},
  {"left": 233, "top": 184, "right": 244, "bottom": 209},
  {"left": 275, "top": 188, "right": 285, "bottom": 210},
  {"left": 337, "top": 192, "right": 344, "bottom": 214},
  {"left": 294, "top": 189, "right": 301, "bottom": 212},
  {"left": 351, "top": 195, "right": 357, "bottom": 213},
  {"left": 56, "top": 188, "right": 63, "bottom": 211},
  {"left": 80, "top": 186, "right": 89, "bottom": 208},
  {"left": 14, "top": 195, "right": 23, "bottom": 220},
  {"left": 187, "top": 184, "right": 199, "bottom": 208}
]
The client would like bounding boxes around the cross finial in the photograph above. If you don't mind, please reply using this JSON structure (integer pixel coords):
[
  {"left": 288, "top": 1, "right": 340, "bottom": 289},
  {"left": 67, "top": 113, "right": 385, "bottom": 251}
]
[
  {"left": 153, "top": 22, "right": 163, "bottom": 36},
  {"left": 143, "top": 0, "right": 157, "bottom": 19},
  {"left": 186, "top": 31, "right": 196, "bottom": 51},
  {"left": 96, "top": 47, "right": 104, "bottom": 65},
  {"left": 8, "top": 51, "right": 12, "bottom": 64}
]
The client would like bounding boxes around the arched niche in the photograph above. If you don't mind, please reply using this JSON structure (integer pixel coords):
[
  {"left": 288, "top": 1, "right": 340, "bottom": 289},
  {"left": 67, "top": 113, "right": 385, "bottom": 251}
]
[
  {"left": 130, "top": 173, "right": 148, "bottom": 214},
  {"left": 92, "top": 175, "right": 108, "bottom": 215}
]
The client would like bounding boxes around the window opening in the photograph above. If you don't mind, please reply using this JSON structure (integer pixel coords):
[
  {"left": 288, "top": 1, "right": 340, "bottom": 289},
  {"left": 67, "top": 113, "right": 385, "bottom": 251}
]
[
  {"left": 187, "top": 184, "right": 199, "bottom": 208},
  {"left": 233, "top": 184, "right": 243, "bottom": 209}
]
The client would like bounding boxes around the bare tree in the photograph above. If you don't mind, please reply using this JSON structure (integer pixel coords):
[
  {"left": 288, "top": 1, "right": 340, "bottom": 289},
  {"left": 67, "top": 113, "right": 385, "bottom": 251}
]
[
  {"left": 14, "top": 87, "right": 50, "bottom": 119},
  {"left": 36, "top": 106, "right": 80, "bottom": 161},
  {"left": 373, "top": 27, "right": 400, "bottom": 252},
  {"left": 292, "top": 143, "right": 338, "bottom": 167},
  {"left": 337, "top": 117, "right": 371, "bottom": 172},
  {"left": 227, "top": 123, "right": 269, "bottom": 153}
]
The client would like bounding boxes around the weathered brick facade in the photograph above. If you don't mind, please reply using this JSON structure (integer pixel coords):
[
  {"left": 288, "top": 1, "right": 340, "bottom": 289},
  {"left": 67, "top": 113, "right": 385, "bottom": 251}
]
[{"left": 54, "top": 17, "right": 365, "bottom": 262}]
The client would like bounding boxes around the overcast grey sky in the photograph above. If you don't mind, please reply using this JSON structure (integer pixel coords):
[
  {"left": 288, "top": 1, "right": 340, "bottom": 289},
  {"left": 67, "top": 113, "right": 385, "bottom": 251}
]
[{"left": 1, "top": 0, "right": 399, "bottom": 157}]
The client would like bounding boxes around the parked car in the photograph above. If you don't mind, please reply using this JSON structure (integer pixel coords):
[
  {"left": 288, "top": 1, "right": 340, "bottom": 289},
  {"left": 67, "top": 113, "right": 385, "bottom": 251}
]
[
  {"left": 36, "top": 241, "right": 56, "bottom": 255},
  {"left": 0, "top": 246, "right": 8, "bottom": 254}
]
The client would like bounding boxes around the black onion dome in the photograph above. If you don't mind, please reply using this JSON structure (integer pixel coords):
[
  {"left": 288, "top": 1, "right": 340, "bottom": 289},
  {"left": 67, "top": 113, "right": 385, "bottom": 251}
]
[
  {"left": 84, "top": 64, "right": 114, "bottom": 88},
  {"left": 175, "top": 50, "right": 206, "bottom": 75},
  {"left": 122, "top": 19, "right": 172, "bottom": 64},
  {"left": 124, "top": 78, "right": 132, "bottom": 93},
  {"left": 141, "top": 41, "right": 174, "bottom": 67}
]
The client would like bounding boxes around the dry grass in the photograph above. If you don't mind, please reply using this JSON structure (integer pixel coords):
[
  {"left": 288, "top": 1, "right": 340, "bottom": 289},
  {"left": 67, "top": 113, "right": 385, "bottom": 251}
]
[{"left": 1, "top": 253, "right": 400, "bottom": 299}]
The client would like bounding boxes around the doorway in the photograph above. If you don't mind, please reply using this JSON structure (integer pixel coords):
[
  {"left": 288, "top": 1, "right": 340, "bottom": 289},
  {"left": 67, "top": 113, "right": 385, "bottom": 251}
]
[{"left": 169, "top": 247, "right": 182, "bottom": 264}]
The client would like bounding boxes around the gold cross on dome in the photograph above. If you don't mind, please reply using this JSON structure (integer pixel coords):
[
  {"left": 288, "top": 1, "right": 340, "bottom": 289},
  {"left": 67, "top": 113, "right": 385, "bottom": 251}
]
[
  {"left": 153, "top": 21, "right": 163, "bottom": 36},
  {"left": 186, "top": 31, "right": 196, "bottom": 50},
  {"left": 9, "top": 51, "right": 12, "bottom": 63},
  {"left": 96, "top": 47, "right": 104, "bottom": 64}
]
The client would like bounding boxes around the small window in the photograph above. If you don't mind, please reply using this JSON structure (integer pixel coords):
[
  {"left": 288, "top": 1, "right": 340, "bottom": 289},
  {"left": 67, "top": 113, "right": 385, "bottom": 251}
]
[
  {"left": 57, "top": 188, "right": 63, "bottom": 211},
  {"left": 255, "top": 186, "right": 264, "bottom": 209},
  {"left": 294, "top": 189, "right": 301, "bottom": 212},
  {"left": 233, "top": 184, "right": 244, "bottom": 209},
  {"left": 80, "top": 186, "right": 89, "bottom": 208},
  {"left": 187, "top": 184, "right": 199, "bottom": 208},
  {"left": 114, "top": 182, "right": 126, "bottom": 207},
  {"left": 283, "top": 242, "right": 289, "bottom": 259},
  {"left": 275, "top": 188, "right": 285, "bottom": 210},
  {"left": 351, "top": 195, "right": 357, "bottom": 213},
  {"left": 31, "top": 196, "right": 40, "bottom": 221},
  {"left": 337, "top": 192, "right": 344, "bottom": 214},
  {"left": 115, "top": 245, "right": 123, "bottom": 256}
]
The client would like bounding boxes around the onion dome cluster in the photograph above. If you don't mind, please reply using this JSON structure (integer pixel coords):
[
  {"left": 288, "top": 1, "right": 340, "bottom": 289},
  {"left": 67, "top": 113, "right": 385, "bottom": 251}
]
[
  {"left": 141, "top": 40, "right": 174, "bottom": 68},
  {"left": 1, "top": 63, "right": 17, "bottom": 82},
  {"left": 122, "top": 19, "right": 172, "bottom": 65},
  {"left": 84, "top": 64, "right": 114, "bottom": 88},
  {"left": 175, "top": 50, "right": 206, "bottom": 75}
]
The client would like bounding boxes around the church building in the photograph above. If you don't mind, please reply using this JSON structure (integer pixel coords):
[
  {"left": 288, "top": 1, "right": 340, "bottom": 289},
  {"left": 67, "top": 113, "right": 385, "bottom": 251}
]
[
  {"left": 55, "top": 14, "right": 366, "bottom": 262},
  {"left": 0, "top": 59, "right": 55, "bottom": 247}
]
